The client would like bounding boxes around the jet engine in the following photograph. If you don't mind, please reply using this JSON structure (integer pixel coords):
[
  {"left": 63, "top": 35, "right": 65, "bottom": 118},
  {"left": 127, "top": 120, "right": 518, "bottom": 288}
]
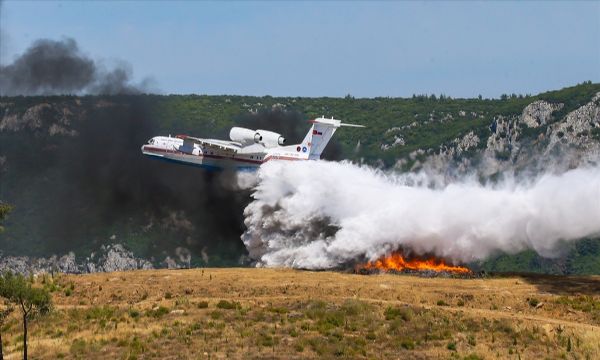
[
  {"left": 229, "top": 127, "right": 285, "bottom": 147},
  {"left": 229, "top": 127, "right": 262, "bottom": 145},
  {"left": 256, "top": 129, "right": 286, "bottom": 147}
]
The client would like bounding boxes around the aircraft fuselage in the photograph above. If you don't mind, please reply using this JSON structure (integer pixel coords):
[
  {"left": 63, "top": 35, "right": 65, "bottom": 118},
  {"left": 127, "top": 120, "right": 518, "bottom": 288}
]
[
  {"left": 141, "top": 136, "right": 305, "bottom": 171},
  {"left": 141, "top": 117, "right": 363, "bottom": 171}
]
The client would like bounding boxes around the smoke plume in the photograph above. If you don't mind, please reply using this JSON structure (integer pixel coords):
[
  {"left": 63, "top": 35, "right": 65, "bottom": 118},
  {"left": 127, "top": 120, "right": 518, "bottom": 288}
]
[
  {"left": 242, "top": 160, "right": 600, "bottom": 269},
  {"left": 0, "top": 36, "right": 257, "bottom": 262},
  {"left": 0, "top": 38, "right": 147, "bottom": 96}
]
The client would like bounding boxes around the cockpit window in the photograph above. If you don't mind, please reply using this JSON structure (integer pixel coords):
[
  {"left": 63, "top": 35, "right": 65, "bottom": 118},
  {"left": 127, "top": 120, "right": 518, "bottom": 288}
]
[{"left": 148, "top": 139, "right": 154, "bottom": 144}]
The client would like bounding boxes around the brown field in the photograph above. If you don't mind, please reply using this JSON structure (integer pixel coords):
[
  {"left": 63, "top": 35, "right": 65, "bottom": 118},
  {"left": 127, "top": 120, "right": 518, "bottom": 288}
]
[{"left": 1, "top": 268, "right": 599, "bottom": 359}]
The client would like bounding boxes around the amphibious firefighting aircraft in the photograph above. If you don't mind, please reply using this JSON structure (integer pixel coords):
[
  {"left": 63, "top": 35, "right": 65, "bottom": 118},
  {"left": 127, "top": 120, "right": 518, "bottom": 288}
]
[{"left": 141, "top": 117, "right": 364, "bottom": 171}]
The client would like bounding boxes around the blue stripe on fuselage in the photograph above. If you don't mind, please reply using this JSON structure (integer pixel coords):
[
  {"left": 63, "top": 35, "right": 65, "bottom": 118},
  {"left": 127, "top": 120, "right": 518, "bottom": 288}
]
[{"left": 143, "top": 153, "right": 258, "bottom": 172}]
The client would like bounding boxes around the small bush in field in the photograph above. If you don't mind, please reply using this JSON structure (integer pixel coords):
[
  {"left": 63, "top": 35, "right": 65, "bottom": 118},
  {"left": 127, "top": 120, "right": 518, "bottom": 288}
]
[
  {"left": 197, "top": 301, "right": 209, "bottom": 309},
  {"left": 216, "top": 300, "right": 239, "bottom": 310}
]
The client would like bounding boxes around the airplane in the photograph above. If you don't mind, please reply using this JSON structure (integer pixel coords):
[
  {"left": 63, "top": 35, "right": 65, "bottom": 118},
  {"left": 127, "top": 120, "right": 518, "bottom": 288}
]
[{"left": 141, "top": 116, "right": 364, "bottom": 171}]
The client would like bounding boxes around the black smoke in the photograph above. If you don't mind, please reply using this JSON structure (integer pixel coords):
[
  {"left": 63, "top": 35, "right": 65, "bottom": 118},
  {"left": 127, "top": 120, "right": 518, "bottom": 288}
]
[
  {"left": 0, "top": 38, "right": 145, "bottom": 96},
  {"left": 0, "top": 96, "right": 250, "bottom": 264},
  {"left": 0, "top": 36, "right": 340, "bottom": 266},
  {"left": 0, "top": 36, "right": 247, "bottom": 263},
  {"left": 1, "top": 97, "right": 345, "bottom": 265}
]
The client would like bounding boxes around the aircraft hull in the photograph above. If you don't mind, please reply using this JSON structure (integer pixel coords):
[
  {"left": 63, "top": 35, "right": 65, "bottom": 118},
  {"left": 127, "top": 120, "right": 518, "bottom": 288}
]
[{"left": 141, "top": 145, "right": 261, "bottom": 171}]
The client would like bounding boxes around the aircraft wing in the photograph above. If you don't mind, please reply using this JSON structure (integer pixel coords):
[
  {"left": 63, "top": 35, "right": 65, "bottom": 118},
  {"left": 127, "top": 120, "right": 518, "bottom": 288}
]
[{"left": 176, "top": 135, "right": 239, "bottom": 153}]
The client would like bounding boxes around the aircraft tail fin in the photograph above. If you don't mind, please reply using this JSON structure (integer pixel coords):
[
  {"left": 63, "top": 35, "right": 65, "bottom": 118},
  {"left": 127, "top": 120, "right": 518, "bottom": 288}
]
[{"left": 300, "top": 116, "right": 364, "bottom": 159}]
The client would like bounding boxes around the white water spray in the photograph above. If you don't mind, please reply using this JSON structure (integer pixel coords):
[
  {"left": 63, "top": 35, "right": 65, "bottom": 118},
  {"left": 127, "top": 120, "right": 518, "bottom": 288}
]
[{"left": 241, "top": 160, "right": 600, "bottom": 269}]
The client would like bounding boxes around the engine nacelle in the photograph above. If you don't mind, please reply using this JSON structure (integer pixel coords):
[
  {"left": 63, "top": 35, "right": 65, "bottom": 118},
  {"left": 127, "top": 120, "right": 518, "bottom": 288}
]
[
  {"left": 229, "top": 127, "right": 261, "bottom": 145},
  {"left": 256, "top": 129, "right": 286, "bottom": 147}
]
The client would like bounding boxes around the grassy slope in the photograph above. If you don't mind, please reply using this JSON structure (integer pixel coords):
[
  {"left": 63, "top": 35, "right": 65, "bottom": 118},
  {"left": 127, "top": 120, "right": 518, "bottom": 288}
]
[{"left": 1, "top": 268, "right": 599, "bottom": 359}]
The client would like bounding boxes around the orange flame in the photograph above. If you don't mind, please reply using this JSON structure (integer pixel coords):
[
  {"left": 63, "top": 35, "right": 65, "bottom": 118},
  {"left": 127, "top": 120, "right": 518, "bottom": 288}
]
[{"left": 359, "top": 251, "right": 471, "bottom": 274}]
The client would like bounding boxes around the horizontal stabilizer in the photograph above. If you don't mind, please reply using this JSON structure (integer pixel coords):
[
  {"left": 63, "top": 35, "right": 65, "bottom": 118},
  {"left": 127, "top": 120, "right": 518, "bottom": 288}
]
[
  {"left": 340, "top": 123, "right": 365, "bottom": 128},
  {"left": 308, "top": 117, "right": 365, "bottom": 128}
]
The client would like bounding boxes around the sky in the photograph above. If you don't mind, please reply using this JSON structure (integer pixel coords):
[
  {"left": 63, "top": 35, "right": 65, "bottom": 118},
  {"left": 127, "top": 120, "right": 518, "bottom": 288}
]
[{"left": 0, "top": 0, "right": 599, "bottom": 98}]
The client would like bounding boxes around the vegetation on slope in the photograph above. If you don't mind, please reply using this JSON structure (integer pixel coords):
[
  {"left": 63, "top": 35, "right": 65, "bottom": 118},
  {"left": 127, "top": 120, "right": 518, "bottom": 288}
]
[{"left": 0, "top": 82, "right": 599, "bottom": 273}]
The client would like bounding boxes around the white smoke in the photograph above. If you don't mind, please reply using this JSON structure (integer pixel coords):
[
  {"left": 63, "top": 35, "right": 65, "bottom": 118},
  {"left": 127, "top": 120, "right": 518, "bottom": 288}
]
[{"left": 241, "top": 160, "right": 600, "bottom": 269}]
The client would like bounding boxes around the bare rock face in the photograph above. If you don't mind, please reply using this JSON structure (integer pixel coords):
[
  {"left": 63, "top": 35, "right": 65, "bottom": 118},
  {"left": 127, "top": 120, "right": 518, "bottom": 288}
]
[
  {"left": 0, "top": 256, "right": 31, "bottom": 274},
  {"left": 521, "top": 100, "right": 563, "bottom": 128},
  {"left": 409, "top": 131, "right": 480, "bottom": 174},
  {"left": 54, "top": 253, "right": 80, "bottom": 273},
  {"left": 0, "top": 101, "right": 82, "bottom": 136},
  {"left": 162, "top": 256, "right": 180, "bottom": 269},
  {"left": 0, "top": 244, "right": 154, "bottom": 275},
  {"left": 0, "top": 252, "right": 78, "bottom": 274},
  {"left": 455, "top": 131, "right": 480, "bottom": 155},
  {"left": 84, "top": 244, "right": 154, "bottom": 273},
  {"left": 485, "top": 115, "right": 521, "bottom": 161},
  {"left": 0, "top": 103, "right": 52, "bottom": 131},
  {"left": 409, "top": 93, "right": 598, "bottom": 178},
  {"left": 546, "top": 92, "right": 600, "bottom": 157},
  {"left": 381, "top": 127, "right": 406, "bottom": 151},
  {"left": 380, "top": 135, "right": 405, "bottom": 151}
]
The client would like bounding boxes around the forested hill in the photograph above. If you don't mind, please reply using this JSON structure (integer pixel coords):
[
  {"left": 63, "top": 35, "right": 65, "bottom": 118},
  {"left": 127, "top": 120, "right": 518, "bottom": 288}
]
[{"left": 1, "top": 82, "right": 599, "bottom": 274}]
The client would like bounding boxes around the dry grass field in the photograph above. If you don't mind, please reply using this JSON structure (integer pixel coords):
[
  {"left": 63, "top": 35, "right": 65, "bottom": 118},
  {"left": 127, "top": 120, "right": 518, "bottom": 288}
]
[{"left": 1, "top": 268, "right": 599, "bottom": 359}]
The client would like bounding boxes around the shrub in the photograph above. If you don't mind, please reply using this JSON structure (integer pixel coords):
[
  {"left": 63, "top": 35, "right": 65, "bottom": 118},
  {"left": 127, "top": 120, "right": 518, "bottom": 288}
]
[
  {"left": 130, "top": 336, "right": 145, "bottom": 353},
  {"left": 384, "top": 306, "right": 413, "bottom": 321},
  {"left": 175, "top": 296, "right": 189, "bottom": 307},
  {"left": 437, "top": 300, "right": 449, "bottom": 306},
  {"left": 463, "top": 354, "right": 483, "bottom": 360},
  {"left": 85, "top": 306, "right": 116, "bottom": 320},
  {"left": 306, "top": 337, "right": 327, "bottom": 355},
  {"left": 197, "top": 301, "right": 209, "bottom": 309},
  {"left": 268, "top": 306, "right": 288, "bottom": 314},
  {"left": 129, "top": 309, "right": 140, "bottom": 319},
  {"left": 210, "top": 310, "right": 223, "bottom": 320},
  {"left": 447, "top": 341, "right": 457, "bottom": 351},
  {"left": 216, "top": 300, "right": 239, "bottom": 310},
  {"left": 70, "top": 339, "right": 87, "bottom": 356},
  {"left": 528, "top": 298, "right": 540, "bottom": 307},
  {"left": 146, "top": 306, "right": 169, "bottom": 318},
  {"left": 258, "top": 332, "right": 276, "bottom": 347},
  {"left": 467, "top": 334, "right": 476, "bottom": 346},
  {"left": 318, "top": 311, "right": 344, "bottom": 329},
  {"left": 305, "top": 300, "right": 328, "bottom": 320},
  {"left": 341, "top": 299, "right": 370, "bottom": 316},
  {"left": 400, "top": 338, "right": 415, "bottom": 350}
]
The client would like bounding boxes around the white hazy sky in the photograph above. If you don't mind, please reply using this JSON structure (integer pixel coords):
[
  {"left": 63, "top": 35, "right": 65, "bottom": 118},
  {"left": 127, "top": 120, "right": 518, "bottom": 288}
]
[{"left": 1, "top": 0, "right": 599, "bottom": 98}]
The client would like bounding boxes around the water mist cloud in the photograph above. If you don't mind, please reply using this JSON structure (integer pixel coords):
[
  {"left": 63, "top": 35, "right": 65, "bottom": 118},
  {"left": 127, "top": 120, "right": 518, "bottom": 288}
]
[{"left": 242, "top": 160, "right": 600, "bottom": 269}]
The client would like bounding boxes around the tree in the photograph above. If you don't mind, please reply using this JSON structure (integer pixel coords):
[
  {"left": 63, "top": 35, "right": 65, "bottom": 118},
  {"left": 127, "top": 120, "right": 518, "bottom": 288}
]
[
  {"left": 0, "top": 203, "right": 12, "bottom": 360},
  {"left": 0, "top": 286, "right": 13, "bottom": 360},
  {"left": 0, "top": 273, "right": 51, "bottom": 360},
  {"left": 0, "top": 203, "right": 11, "bottom": 233}
]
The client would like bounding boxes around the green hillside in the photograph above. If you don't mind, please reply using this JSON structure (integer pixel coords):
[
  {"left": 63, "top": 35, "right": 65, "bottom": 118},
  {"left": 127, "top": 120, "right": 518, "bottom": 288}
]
[{"left": 1, "top": 82, "right": 599, "bottom": 273}]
